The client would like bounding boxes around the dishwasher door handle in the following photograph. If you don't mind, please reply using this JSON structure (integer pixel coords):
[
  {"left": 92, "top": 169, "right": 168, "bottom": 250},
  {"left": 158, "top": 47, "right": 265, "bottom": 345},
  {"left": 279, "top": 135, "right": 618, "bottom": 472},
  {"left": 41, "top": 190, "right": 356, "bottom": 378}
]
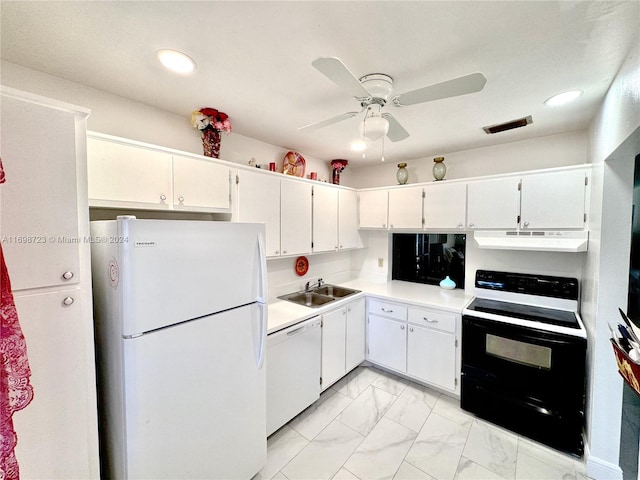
[{"left": 286, "top": 325, "right": 307, "bottom": 337}]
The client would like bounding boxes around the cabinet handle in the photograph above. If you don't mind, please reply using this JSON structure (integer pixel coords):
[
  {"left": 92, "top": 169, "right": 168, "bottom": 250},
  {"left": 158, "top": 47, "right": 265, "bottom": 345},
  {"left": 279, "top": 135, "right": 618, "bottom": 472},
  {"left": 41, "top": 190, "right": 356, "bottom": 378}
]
[
  {"left": 62, "top": 296, "right": 74, "bottom": 306},
  {"left": 382, "top": 224, "right": 386, "bottom": 228},
  {"left": 282, "top": 250, "right": 287, "bottom": 254},
  {"left": 160, "top": 194, "right": 167, "bottom": 202},
  {"left": 178, "top": 196, "right": 185, "bottom": 203},
  {"left": 423, "top": 317, "right": 438, "bottom": 323},
  {"left": 457, "top": 223, "right": 463, "bottom": 228},
  {"left": 381, "top": 308, "right": 394, "bottom": 313},
  {"left": 275, "top": 250, "right": 280, "bottom": 255},
  {"left": 523, "top": 221, "right": 530, "bottom": 227},
  {"left": 400, "top": 325, "right": 405, "bottom": 330},
  {"left": 468, "top": 222, "right": 475, "bottom": 227},
  {"left": 347, "top": 308, "right": 351, "bottom": 313},
  {"left": 390, "top": 224, "right": 394, "bottom": 228},
  {"left": 409, "top": 327, "right": 414, "bottom": 332},
  {"left": 62, "top": 271, "right": 74, "bottom": 280}
]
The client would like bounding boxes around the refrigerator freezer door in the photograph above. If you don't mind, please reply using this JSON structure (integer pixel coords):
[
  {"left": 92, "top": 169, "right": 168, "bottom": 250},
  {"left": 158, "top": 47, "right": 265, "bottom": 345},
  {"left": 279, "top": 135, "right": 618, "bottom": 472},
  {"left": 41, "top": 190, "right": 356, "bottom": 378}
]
[
  {"left": 116, "top": 218, "right": 266, "bottom": 336},
  {"left": 122, "top": 303, "right": 266, "bottom": 479}
]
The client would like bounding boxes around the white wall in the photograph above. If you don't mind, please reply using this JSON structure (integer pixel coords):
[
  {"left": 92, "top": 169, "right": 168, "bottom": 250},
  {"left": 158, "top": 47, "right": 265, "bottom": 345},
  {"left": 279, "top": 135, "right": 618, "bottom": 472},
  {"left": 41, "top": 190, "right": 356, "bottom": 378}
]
[
  {"left": 351, "top": 130, "right": 587, "bottom": 189},
  {"left": 582, "top": 38, "right": 640, "bottom": 480},
  {"left": 0, "top": 60, "right": 354, "bottom": 187}
]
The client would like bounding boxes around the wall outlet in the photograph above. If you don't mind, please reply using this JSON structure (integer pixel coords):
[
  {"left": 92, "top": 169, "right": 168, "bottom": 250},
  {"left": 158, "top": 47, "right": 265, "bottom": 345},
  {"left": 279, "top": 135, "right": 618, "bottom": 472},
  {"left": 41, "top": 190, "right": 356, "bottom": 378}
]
[{"left": 378, "top": 258, "right": 384, "bottom": 268}]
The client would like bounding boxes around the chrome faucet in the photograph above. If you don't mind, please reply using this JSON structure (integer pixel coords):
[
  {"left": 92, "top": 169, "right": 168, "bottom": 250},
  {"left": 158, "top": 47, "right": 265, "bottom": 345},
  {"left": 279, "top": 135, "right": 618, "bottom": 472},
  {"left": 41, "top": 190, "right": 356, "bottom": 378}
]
[{"left": 305, "top": 278, "right": 324, "bottom": 292}]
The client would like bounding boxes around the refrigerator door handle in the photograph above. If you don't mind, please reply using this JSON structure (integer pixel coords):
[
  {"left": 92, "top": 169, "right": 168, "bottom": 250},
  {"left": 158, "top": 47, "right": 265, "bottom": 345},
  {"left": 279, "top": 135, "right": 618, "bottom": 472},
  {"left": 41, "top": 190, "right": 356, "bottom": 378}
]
[
  {"left": 257, "top": 232, "right": 268, "bottom": 304},
  {"left": 257, "top": 302, "right": 267, "bottom": 369}
]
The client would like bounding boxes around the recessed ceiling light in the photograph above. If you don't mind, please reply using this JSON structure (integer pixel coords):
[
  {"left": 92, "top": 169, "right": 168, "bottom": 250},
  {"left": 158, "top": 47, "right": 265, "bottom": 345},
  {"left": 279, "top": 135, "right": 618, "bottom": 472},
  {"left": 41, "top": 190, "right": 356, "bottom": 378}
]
[
  {"left": 156, "top": 49, "right": 196, "bottom": 74},
  {"left": 544, "top": 90, "right": 583, "bottom": 106},
  {"left": 350, "top": 140, "right": 367, "bottom": 152}
]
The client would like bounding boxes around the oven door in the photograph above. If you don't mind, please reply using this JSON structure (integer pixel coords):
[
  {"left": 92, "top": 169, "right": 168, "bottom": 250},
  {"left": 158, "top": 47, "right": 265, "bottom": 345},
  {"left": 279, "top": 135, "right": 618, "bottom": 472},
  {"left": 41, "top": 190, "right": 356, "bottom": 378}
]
[{"left": 461, "top": 315, "right": 586, "bottom": 455}]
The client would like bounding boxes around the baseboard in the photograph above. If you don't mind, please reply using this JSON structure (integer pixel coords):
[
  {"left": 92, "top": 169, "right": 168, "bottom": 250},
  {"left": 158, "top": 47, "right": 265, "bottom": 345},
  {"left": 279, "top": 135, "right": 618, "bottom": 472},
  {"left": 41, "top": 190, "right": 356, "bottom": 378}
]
[{"left": 585, "top": 443, "right": 624, "bottom": 480}]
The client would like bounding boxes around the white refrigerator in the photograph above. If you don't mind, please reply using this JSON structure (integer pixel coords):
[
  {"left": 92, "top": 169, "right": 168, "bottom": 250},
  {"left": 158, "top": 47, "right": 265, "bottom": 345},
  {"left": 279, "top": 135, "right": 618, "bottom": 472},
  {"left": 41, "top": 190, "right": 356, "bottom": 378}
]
[{"left": 91, "top": 217, "right": 267, "bottom": 479}]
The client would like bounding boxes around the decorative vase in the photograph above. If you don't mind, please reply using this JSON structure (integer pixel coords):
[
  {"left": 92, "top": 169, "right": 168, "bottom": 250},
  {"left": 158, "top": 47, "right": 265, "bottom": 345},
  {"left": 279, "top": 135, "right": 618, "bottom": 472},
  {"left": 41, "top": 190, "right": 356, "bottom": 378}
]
[
  {"left": 433, "top": 156, "right": 446, "bottom": 181},
  {"left": 202, "top": 129, "right": 221, "bottom": 158},
  {"left": 396, "top": 163, "right": 408, "bottom": 185},
  {"left": 332, "top": 168, "right": 341, "bottom": 185},
  {"left": 439, "top": 276, "right": 456, "bottom": 289}
]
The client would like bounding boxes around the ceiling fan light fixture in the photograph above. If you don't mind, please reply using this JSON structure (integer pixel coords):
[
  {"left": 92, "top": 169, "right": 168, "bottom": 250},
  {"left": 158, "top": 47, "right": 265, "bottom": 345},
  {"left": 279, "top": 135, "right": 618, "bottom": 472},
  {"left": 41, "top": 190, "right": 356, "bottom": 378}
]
[
  {"left": 360, "top": 115, "right": 389, "bottom": 142},
  {"left": 544, "top": 90, "right": 583, "bottom": 106},
  {"left": 156, "top": 49, "right": 196, "bottom": 74}
]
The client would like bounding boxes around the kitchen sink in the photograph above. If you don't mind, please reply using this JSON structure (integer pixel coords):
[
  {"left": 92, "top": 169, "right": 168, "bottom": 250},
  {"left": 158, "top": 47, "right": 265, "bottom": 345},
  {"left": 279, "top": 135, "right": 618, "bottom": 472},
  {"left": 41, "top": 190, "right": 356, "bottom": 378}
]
[
  {"left": 312, "top": 284, "right": 360, "bottom": 298},
  {"left": 278, "top": 284, "right": 361, "bottom": 308},
  {"left": 277, "top": 291, "right": 335, "bottom": 308}
]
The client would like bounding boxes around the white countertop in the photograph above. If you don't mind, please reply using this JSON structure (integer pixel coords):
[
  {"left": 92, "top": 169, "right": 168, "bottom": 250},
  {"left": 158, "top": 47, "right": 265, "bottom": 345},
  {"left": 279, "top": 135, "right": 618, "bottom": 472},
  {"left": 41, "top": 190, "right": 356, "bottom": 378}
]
[{"left": 267, "top": 279, "right": 474, "bottom": 334}]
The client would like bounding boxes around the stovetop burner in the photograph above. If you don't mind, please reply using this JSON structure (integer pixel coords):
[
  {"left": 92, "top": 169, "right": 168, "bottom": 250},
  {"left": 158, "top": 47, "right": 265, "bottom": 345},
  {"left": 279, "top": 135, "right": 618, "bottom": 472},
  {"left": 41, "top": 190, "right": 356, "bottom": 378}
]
[{"left": 465, "top": 298, "right": 580, "bottom": 329}]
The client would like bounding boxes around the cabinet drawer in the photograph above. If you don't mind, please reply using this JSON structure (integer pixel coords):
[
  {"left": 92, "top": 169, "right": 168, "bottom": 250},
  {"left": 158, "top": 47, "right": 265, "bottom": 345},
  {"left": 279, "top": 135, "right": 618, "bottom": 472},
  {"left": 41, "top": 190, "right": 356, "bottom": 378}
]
[
  {"left": 368, "top": 299, "right": 407, "bottom": 321},
  {"left": 408, "top": 307, "right": 456, "bottom": 333}
]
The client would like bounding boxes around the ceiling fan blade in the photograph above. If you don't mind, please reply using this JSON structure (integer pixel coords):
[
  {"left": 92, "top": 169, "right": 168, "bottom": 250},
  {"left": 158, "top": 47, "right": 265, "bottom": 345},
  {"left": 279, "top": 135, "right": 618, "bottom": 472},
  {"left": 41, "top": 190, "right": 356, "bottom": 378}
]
[
  {"left": 391, "top": 72, "right": 487, "bottom": 107},
  {"left": 298, "top": 111, "right": 360, "bottom": 131},
  {"left": 382, "top": 113, "right": 410, "bottom": 142},
  {"left": 312, "top": 57, "right": 372, "bottom": 101}
]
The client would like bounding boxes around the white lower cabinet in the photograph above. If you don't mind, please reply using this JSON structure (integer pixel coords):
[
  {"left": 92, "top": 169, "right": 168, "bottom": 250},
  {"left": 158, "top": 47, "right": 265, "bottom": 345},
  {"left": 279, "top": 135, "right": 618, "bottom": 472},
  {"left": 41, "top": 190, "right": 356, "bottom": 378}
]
[
  {"left": 321, "top": 297, "right": 366, "bottom": 391},
  {"left": 367, "top": 298, "right": 460, "bottom": 394},
  {"left": 407, "top": 307, "right": 458, "bottom": 392},
  {"left": 367, "top": 314, "right": 407, "bottom": 373},
  {"left": 13, "top": 288, "right": 99, "bottom": 479}
]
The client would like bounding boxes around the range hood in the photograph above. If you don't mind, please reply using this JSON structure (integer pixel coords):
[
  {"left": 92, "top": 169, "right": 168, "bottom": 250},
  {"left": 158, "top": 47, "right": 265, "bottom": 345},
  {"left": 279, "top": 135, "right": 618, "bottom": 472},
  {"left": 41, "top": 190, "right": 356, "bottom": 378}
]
[{"left": 473, "top": 230, "right": 589, "bottom": 252}]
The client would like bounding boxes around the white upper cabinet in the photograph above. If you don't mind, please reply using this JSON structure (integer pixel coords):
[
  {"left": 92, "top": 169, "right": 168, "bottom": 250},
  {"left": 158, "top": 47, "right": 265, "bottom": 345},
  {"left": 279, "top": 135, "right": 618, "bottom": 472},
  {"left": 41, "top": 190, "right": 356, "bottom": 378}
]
[
  {"left": 520, "top": 169, "right": 587, "bottom": 229},
  {"left": 172, "top": 155, "right": 230, "bottom": 212},
  {"left": 280, "top": 180, "right": 312, "bottom": 256},
  {"left": 423, "top": 182, "right": 467, "bottom": 230},
  {"left": 312, "top": 183, "right": 339, "bottom": 253},
  {"left": 358, "top": 189, "right": 388, "bottom": 229},
  {"left": 338, "top": 189, "right": 360, "bottom": 250},
  {"left": 87, "top": 136, "right": 172, "bottom": 209},
  {"left": 1, "top": 95, "right": 82, "bottom": 290},
  {"left": 388, "top": 186, "right": 423, "bottom": 229},
  {"left": 467, "top": 176, "right": 521, "bottom": 229},
  {"left": 88, "top": 134, "right": 231, "bottom": 213},
  {"left": 236, "top": 169, "right": 281, "bottom": 257}
]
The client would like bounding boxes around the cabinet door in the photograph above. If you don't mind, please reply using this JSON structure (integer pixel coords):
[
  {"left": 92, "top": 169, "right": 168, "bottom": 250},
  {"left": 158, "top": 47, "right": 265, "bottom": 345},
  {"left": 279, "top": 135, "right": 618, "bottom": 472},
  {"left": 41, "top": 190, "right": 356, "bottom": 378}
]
[
  {"left": 338, "top": 189, "right": 360, "bottom": 250},
  {"left": 388, "top": 186, "right": 423, "bottom": 229},
  {"left": 467, "top": 177, "right": 520, "bottom": 229},
  {"left": 312, "top": 183, "right": 338, "bottom": 253},
  {"left": 367, "top": 314, "right": 406, "bottom": 372},
  {"left": 407, "top": 324, "right": 456, "bottom": 391},
  {"left": 358, "top": 190, "right": 388, "bottom": 228},
  {"left": 345, "top": 297, "right": 366, "bottom": 372},
  {"left": 13, "top": 289, "right": 98, "bottom": 479},
  {"left": 423, "top": 182, "right": 467, "bottom": 229},
  {"left": 520, "top": 169, "right": 586, "bottom": 229},
  {"left": 322, "top": 307, "right": 346, "bottom": 390},
  {"left": 172, "top": 155, "right": 230, "bottom": 211},
  {"left": 281, "top": 180, "right": 312, "bottom": 256},
  {"left": 87, "top": 136, "right": 172, "bottom": 208},
  {"left": 0, "top": 95, "right": 81, "bottom": 291},
  {"left": 236, "top": 169, "right": 281, "bottom": 257}
]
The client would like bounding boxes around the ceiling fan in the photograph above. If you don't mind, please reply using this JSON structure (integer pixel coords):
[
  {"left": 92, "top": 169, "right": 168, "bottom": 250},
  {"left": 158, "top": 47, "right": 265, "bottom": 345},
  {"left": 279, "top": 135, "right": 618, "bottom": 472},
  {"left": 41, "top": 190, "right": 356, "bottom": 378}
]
[{"left": 299, "top": 57, "right": 487, "bottom": 143}]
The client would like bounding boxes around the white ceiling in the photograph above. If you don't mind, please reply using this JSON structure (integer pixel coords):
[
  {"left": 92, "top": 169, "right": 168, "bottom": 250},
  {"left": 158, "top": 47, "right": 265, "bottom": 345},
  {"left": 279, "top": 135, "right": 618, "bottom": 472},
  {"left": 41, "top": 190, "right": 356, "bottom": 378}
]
[{"left": 1, "top": 1, "right": 638, "bottom": 166}]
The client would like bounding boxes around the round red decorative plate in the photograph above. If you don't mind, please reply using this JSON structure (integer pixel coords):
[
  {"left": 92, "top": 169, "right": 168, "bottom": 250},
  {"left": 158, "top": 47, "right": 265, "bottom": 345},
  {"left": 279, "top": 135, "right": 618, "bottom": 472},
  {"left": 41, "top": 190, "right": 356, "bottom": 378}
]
[
  {"left": 295, "top": 256, "right": 309, "bottom": 276},
  {"left": 283, "top": 151, "right": 306, "bottom": 178}
]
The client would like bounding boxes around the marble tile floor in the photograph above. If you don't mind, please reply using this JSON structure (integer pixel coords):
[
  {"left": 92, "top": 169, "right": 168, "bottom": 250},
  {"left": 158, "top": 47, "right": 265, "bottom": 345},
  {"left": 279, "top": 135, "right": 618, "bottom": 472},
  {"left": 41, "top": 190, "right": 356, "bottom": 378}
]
[{"left": 254, "top": 365, "right": 592, "bottom": 480}]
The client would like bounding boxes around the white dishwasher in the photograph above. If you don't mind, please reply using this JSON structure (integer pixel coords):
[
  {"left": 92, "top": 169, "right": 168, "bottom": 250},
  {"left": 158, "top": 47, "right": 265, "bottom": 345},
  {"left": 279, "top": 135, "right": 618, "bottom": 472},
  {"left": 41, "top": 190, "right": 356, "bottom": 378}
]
[{"left": 267, "top": 316, "right": 322, "bottom": 436}]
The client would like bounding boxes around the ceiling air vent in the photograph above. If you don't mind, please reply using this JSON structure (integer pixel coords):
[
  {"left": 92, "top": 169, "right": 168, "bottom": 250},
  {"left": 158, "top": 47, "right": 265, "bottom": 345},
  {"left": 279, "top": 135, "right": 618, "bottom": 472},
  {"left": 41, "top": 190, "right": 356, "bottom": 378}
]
[{"left": 483, "top": 115, "right": 532, "bottom": 134}]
